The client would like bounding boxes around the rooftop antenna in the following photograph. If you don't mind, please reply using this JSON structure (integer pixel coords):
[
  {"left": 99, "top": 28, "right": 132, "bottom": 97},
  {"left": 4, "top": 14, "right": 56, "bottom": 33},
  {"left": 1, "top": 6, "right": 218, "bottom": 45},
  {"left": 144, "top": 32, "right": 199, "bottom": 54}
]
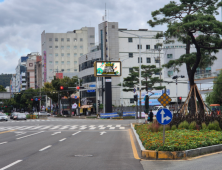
[{"left": 105, "top": 3, "right": 107, "bottom": 21}]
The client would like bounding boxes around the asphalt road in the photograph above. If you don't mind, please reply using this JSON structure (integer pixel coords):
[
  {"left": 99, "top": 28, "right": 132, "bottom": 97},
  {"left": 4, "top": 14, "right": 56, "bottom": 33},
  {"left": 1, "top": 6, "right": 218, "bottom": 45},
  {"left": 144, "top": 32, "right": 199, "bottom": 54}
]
[
  {"left": 0, "top": 117, "right": 143, "bottom": 170},
  {"left": 1, "top": 117, "right": 222, "bottom": 170}
]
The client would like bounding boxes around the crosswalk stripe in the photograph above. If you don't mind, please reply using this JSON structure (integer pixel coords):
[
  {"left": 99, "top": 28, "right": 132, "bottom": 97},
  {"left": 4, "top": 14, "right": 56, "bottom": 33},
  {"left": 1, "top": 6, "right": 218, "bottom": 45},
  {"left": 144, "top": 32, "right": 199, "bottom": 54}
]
[
  {"left": 39, "top": 126, "right": 51, "bottom": 130},
  {"left": 109, "top": 127, "right": 115, "bottom": 130}
]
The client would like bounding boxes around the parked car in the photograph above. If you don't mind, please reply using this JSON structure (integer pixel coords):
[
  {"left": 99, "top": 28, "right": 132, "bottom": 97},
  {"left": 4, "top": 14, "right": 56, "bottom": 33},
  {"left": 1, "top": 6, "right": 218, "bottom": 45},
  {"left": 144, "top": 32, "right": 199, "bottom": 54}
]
[
  {"left": 24, "top": 112, "right": 29, "bottom": 115},
  {"left": 38, "top": 111, "right": 48, "bottom": 116},
  {"left": 0, "top": 113, "right": 8, "bottom": 121},
  {"left": 13, "top": 113, "right": 26, "bottom": 120},
  {"left": 10, "top": 112, "right": 19, "bottom": 119}
]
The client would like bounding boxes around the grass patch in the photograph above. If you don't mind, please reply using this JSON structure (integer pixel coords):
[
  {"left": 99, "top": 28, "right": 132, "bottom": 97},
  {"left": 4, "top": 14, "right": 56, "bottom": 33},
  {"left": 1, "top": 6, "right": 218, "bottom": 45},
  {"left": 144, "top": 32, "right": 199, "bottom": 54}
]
[{"left": 135, "top": 124, "right": 222, "bottom": 151}]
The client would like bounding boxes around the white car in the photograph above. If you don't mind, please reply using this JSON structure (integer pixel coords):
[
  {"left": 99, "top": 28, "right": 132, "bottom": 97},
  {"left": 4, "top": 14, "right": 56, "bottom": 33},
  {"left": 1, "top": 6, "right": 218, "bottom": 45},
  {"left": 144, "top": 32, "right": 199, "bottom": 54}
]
[{"left": 0, "top": 113, "right": 8, "bottom": 121}]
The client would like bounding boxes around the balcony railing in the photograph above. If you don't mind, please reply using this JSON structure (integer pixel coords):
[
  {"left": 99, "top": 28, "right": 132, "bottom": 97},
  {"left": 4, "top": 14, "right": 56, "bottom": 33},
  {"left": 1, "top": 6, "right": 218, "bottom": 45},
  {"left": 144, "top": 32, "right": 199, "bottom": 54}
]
[{"left": 194, "top": 72, "right": 218, "bottom": 79}]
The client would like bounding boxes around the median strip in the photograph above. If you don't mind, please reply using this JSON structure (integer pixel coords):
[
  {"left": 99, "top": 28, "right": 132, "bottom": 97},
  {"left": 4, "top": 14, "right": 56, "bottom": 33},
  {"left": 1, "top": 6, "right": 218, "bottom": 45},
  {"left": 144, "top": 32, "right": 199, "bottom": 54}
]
[
  {"left": 0, "top": 160, "right": 22, "bottom": 170},
  {"left": 39, "top": 145, "right": 52, "bottom": 151},
  {"left": 128, "top": 129, "right": 140, "bottom": 160},
  {"left": 16, "top": 131, "right": 44, "bottom": 140}
]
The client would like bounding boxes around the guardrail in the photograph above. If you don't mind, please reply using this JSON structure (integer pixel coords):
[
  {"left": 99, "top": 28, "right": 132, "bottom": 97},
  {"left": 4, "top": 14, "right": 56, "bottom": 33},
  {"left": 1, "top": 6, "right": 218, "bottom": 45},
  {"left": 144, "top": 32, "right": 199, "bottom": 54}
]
[{"left": 194, "top": 72, "right": 218, "bottom": 79}]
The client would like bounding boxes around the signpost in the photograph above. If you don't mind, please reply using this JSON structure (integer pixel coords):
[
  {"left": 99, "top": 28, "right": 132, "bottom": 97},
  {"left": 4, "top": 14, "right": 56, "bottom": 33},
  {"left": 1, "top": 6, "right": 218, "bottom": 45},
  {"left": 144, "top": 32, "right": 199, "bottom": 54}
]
[{"left": 156, "top": 92, "right": 173, "bottom": 145}]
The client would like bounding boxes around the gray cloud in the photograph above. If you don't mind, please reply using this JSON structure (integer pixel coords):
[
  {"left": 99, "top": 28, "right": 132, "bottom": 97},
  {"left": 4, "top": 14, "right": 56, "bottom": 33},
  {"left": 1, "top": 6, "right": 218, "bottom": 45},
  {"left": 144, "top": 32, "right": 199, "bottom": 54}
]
[{"left": 0, "top": 0, "right": 221, "bottom": 73}]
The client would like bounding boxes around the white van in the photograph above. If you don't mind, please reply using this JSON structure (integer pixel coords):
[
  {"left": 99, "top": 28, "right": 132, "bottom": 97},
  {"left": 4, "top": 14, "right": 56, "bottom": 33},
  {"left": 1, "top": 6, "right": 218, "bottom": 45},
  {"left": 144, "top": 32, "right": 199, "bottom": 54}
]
[{"left": 152, "top": 106, "right": 169, "bottom": 115}]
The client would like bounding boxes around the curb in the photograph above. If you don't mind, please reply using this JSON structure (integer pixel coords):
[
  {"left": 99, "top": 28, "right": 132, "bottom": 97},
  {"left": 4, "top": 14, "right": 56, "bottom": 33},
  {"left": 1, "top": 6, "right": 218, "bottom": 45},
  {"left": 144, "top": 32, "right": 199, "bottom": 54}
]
[{"left": 131, "top": 123, "right": 222, "bottom": 160}]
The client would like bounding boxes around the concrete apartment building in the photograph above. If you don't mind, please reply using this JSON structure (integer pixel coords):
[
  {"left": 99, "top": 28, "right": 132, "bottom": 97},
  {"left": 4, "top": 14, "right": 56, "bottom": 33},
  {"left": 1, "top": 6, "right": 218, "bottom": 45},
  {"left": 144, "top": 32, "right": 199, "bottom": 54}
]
[
  {"left": 10, "top": 74, "right": 16, "bottom": 95},
  {"left": 41, "top": 27, "right": 95, "bottom": 84},
  {"left": 78, "top": 21, "right": 164, "bottom": 107}
]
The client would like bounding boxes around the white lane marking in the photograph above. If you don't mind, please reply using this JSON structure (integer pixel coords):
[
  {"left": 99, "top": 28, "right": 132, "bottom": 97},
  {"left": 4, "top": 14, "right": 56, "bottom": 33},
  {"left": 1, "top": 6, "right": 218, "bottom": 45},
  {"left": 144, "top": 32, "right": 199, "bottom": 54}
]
[
  {"left": 89, "top": 125, "right": 95, "bottom": 127},
  {"left": 79, "top": 127, "right": 87, "bottom": 130},
  {"left": 16, "top": 131, "right": 44, "bottom": 140},
  {"left": 69, "top": 126, "right": 77, "bottom": 129},
  {"left": 39, "top": 145, "right": 52, "bottom": 151},
  {"left": 14, "top": 132, "right": 26, "bottom": 136},
  {"left": 19, "top": 126, "right": 34, "bottom": 130},
  {"left": 119, "top": 127, "right": 125, "bottom": 130},
  {"left": 72, "top": 131, "right": 81, "bottom": 135},
  {"left": 59, "top": 126, "right": 69, "bottom": 130},
  {"left": 107, "top": 125, "right": 112, "bottom": 127},
  {"left": 116, "top": 125, "right": 121, "bottom": 127},
  {"left": 59, "top": 138, "right": 66, "bottom": 142},
  {"left": 98, "top": 125, "right": 104, "bottom": 127},
  {"left": 0, "top": 142, "right": 7, "bottom": 145},
  {"left": 50, "top": 126, "right": 61, "bottom": 130},
  {"left": 89, "top": 127, "right": 96, "bottom": 130},
  {"left": 39, "top": 126, "right": 51, "bottom": 130},
  {"left": 0, "top": 160, "right": 23, "bottom": 170},
  {"left": 51, "top": 132, "right": 61, "bottom": 135},
  {"left": 99, "top": 127, "right": 106, "bottom": 130},
  {"left": 100, "top": 132, "right": 106, "bottom": 135},
  {"left": 109, "top": 127, "right": 115, "bottom": 130},
  {"left": 28, "top": 126, "right": 42, "bottom": 130}
]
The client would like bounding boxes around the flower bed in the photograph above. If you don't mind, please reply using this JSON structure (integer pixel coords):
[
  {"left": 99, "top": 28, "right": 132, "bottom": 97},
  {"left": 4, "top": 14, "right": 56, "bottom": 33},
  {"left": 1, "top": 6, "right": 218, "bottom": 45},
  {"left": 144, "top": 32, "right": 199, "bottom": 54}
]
[{"left": 135, "top": 124, "right": 222, "bottom": 151}]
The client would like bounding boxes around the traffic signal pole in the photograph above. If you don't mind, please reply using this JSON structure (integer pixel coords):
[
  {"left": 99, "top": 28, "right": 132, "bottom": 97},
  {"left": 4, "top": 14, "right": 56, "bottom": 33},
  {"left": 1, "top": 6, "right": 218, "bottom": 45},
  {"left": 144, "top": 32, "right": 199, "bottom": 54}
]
[{"left": 96, "top": 77, "right": 99, "bottom": 117}]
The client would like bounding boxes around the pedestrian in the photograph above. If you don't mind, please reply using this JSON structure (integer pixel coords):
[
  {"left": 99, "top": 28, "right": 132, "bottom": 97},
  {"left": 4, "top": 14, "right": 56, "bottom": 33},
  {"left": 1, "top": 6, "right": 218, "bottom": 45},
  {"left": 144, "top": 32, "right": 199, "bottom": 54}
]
[
  {"left": 145, "top": 112, "right": 148, "bottom": 124},
  {"left": 149, "top": 110, "right": 154, "bottom": 123}
]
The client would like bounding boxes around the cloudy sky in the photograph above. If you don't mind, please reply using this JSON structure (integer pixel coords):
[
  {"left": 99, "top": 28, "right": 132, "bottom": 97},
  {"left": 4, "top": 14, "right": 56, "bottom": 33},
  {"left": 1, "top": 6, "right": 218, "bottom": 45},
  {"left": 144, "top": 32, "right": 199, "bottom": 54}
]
[{"left": 0, "top": 0, "right": 221, "bottom": 74}]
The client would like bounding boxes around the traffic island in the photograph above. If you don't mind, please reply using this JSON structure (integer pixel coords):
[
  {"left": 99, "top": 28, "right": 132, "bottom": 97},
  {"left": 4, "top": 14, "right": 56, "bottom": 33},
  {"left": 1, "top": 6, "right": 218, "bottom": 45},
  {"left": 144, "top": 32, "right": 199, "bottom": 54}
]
[{"left": 131, "top": 123, "right": 222, "bottom": 160}]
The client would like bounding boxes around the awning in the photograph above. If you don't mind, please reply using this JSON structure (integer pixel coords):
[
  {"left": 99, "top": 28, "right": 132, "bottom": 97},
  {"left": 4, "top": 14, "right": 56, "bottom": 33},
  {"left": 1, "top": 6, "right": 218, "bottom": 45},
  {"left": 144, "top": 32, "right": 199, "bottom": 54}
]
[{"left": 80, "top": 105, "right": 93, "bottom": 109}]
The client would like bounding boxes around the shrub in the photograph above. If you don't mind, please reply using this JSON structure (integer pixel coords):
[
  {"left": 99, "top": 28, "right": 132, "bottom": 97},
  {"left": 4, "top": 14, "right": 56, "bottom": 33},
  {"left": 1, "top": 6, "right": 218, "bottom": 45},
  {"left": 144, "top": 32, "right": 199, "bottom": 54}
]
[
  {"left": 165, "top": 125, "right": 171, "bottom": 131},
  {"left": 208, "top": 122, "right": 216, "bottom": 130},
  {"left": 171, "top": 125, "right": 177, "bottom": 130},
  {"left": 178, "top": 121, "right": 189, "bottom": 129},
  {"left": 148, "top": 123, "right": 159, "bottom": 132},
  {"left": 158, "top": 126, "right": 163, "bottom": 132},
  {"left": 189, "top": 121, "right": 196, "bottom": 130},
  {"left": 202, "top": 123, "right": 207, "bottom": 130},
  {"left": 213, "top": 120, "right": 221, "bottom": 131}
]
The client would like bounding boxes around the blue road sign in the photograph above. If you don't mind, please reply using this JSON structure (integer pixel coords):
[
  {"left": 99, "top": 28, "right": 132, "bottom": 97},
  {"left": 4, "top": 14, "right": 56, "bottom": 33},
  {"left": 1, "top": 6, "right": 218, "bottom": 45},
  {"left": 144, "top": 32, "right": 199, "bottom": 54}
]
[
  {"left": 87, "top": 90, "right": 95, "bottom": 93},
  {"left": 35, "top": 98, "right": 38, "bottom": 101},
  {"left": 156, "top": 108, "right": 173, "bottom": 125},
  {"left": 89, "top": 84, "right": 96, "bottom": 87},
  {"left": 74, "top": 96, "right": 77, "bottom": 99}
]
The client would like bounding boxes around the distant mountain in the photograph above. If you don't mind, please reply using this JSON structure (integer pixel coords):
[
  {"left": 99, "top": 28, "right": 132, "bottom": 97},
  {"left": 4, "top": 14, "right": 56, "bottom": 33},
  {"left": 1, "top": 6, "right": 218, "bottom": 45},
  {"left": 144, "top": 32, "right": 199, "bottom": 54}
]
[{"left": 0, "top": 74, "right": 13, "bottom": 87}]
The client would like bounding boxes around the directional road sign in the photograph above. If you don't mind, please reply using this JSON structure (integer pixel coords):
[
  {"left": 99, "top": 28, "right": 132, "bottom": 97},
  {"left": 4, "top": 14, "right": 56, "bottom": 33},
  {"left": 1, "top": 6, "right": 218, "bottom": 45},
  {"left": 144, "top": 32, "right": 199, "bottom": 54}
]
[
  {"left": 158, "top": 93, "right": 172, "bottom": 107},
  {"left": 35, "top": 98, "right": 38, "bottom": 101},
  {"left": 87, "top": 90, "right": 96, "bottom": 93},
  {"left": 156, "top": 108, "right": 173, "bottom": 125}
]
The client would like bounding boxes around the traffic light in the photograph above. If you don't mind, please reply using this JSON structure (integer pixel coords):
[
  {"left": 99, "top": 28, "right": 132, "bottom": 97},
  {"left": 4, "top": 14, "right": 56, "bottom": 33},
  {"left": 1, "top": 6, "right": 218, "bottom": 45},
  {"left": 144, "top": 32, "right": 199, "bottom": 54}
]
[
  {"left": 76, "top": 86, "right": 85, "bottom": 90},
  {"left": 98, "top": 100, "right": 100, "bottom": 108},
  {"left": 177, "top": 97, "right": 182, "bottom": 104},
  {"left": 145, "top": 95, "right": 149, "bottom": 113},
  {"left": 31, "top": 99, "right": 33, "bottom": 101},
  {"left": 60, "top": 86, "right": 68, "bottom": 90},
  {"left": 134, "top": 94, "right": 138, "bottom": 101}
]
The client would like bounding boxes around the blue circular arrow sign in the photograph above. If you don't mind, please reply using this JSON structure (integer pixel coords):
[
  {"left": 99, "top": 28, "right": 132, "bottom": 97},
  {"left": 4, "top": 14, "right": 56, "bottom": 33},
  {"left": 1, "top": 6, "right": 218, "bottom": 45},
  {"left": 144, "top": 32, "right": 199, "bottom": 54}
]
[{"left": 156, "top": 108, "right": 173, "bottom": 125}]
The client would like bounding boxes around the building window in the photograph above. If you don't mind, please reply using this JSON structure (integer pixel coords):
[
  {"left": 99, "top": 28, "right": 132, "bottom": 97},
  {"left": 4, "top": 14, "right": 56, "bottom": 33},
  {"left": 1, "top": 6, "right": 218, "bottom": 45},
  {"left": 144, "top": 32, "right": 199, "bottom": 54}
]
[
  {"left": 67, "top": 46, "right": 70, "bottom": 49},
  {"left": 49, "top": 53, "right": 52, "bottom": 57},
  {"left": 80, "top": 38, "right": 83, "bottom": 42},
  {"left": 167, "top": 54, "right": 173, "bottom": 59},
  {"left": 80, "top": 45, "right": 83, "bottom": 49},
  {"left": 67, "top": 53, "right": 70, "bottom": 57},
  {"left": 129, "top": 68, "right": 133, "bottom": 72},
  {"left": 146, "top": 57, "right": 151, "bottom": 63},
  {"left": 55, "top": 61, "right": 58, "bottom": 64},
  {"left": 50, "top": 69, "right": 53, "bottom": 72},
  {"left": 55, "top": 53, "right": 58, "bottom": 57},
  {"left": 67, "top": 69, "right": 70, "bottom": 72},
  {"left": 168, "top": 71, "right": 173, "bottom": 76},
  {"left": 55, "top": 46, "right": 58, "bottom": 49},
  {"left": 74, "top": 53, "right": 77, "bottom": 57},
  {"left": 61, "top": 53, "right": 64, "bottom": 57},
  {"left": 61, "top": 46, "right": 64, "bottom": 49},
  {"left": 112, "top": 25, "right": 115, "bottom": 29},
  {"left": 74, "top": 61, "right": 77, "bottom": 64},
  {"left": 130, "top": 98, "right": 134, "bottom": 103},
  {"left": 128, "top": 38, "right": 133, "bottom": 42},
  {"left": 61, "top": 61, "right": 64, "bottom": 64},
  {"left": 74, "top": 38, "right": 77, "bottom": 42},
  {"left": 129, "top": 53, "right": 133, "bottom": 58},
  {"left": 74, "top": 46, "right": 77, "bottom": 49},
  {"left": 74, "top": 69, "right": 77, "bottom": 71},
  {"left": 90, "top": 35, "right": 94, "bottom": 38},
  {"left": 146, "top": 45, "right": 150, "bottom": 49},
  {"left": 155, "top": 59, "right": 160, "bottom": 63},
  {"left": 137, "top": 44, "right": 142, "bottom": 49},
  {"left": 154, "top": 45, "right": 158, "bottom": 49},
  {"left": 61, "top": 38, "right": 64, "bottom": 42},
  {"left": 80, "top": 53, "right": 83, "bottom": 56},
  {"left": 55, "top": 38, "right": 58, "bottom": 42},
  {"left": 67, "top": 38, "right": 70, "bottom": 42},
  {"left": 67, "top": 61, "right": 70, "bottom": 64},
  {"left": 49, "top": 38, "right": 52, "bottom": 41},
  {"left": 49, "top": 61, "right": 52, "bottom": 64},
  {"left": 138, "top": 57, "right": 142, "bottom": 63},
  {"left": 90, "top": 43, "right": 95, "bottom": 46},
  {"left": 49, "top": 46, "right": 52, "bottom": 49}
]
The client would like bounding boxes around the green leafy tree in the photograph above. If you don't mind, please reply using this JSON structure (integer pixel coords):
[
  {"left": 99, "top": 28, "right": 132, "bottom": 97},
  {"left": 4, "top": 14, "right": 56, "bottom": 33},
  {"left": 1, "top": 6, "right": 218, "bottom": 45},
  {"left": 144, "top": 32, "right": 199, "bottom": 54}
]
[
  {"left": 148, "top": 0, "right": 222, "bottom": 117},
  {"left": 0, "top": 85, "right": 6, "bottom": 92},
  {"left": 121, "top": 65, "right": 165, "bottom": 92},
  {"left": 43, "top": 82, "right": 58, "bottom": 103},
  {"left": 206, "top": 70, "right": 222, "bottom": 105}
]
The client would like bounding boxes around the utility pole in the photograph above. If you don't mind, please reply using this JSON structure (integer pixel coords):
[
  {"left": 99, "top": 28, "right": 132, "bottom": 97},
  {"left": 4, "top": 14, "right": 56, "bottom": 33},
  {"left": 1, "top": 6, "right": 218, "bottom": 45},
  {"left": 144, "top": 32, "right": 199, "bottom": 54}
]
[
  {"left": 40, "top": 88, "right": 41, "bottom": 111},
  {"left": 96, "top": 77, "right": 99, "bottom": 117}
]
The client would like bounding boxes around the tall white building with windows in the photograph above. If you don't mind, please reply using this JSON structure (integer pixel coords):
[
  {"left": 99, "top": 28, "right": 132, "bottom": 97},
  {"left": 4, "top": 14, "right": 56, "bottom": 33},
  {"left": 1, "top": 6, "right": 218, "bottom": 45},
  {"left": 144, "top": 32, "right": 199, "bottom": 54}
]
[{"left": 41, "top": 27, "right": 95, "bottom": 83}]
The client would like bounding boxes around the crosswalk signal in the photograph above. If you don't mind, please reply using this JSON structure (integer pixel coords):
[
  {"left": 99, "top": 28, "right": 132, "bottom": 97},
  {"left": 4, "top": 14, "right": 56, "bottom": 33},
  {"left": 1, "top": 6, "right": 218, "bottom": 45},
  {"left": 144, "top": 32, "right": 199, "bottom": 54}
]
[
  {"left": 31, "top": 99, "right": 33, "bottom": 101},
  {"left": 177, "top": 97, "right": 182, "bottom": 104}
]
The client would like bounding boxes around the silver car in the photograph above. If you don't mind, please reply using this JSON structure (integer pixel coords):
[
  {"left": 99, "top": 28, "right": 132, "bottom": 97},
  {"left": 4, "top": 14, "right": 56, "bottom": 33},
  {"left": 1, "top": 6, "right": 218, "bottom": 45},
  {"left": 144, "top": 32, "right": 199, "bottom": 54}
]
[
  {"left": 14, "top": 113, "right": 27, "bottom": 120},
  {"left": 0, "top": 113, "right": 8, "bottom": 121}
]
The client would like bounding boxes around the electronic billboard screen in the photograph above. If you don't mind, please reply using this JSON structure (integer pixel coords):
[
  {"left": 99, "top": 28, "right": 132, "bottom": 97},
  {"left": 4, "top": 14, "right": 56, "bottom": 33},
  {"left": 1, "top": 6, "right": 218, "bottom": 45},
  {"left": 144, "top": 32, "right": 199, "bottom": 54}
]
[{"left": 94, "top": 61, "right": 121, "bottom": 77}]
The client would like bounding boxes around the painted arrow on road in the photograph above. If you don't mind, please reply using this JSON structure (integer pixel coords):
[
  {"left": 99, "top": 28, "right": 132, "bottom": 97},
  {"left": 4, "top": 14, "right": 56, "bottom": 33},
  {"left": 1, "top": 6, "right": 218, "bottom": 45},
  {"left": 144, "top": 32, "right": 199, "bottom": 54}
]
[{"left": 100, "top": 131, "right": 107, "bottom": 135}]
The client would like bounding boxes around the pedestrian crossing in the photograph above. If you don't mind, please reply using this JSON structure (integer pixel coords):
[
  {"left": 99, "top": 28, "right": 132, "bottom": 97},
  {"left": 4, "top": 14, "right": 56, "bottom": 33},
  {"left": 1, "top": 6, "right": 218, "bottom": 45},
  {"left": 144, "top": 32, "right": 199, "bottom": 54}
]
[
  {"left": 0, "top": 118, "right": 78, "bottom": 123},
  {"left": 0, "top": 125, "right": 126, "bottom": 131}
]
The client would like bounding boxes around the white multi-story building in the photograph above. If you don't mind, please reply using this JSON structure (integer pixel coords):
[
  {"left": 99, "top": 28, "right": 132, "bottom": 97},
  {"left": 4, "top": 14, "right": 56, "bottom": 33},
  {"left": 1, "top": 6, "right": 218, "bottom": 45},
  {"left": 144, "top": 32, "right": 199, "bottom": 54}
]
[
  {"left": 41, "top": 27, "right": 95, "bottom": 84},
  {"left": 78, "top": 21, "right": 164, "bottom": 107}
]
